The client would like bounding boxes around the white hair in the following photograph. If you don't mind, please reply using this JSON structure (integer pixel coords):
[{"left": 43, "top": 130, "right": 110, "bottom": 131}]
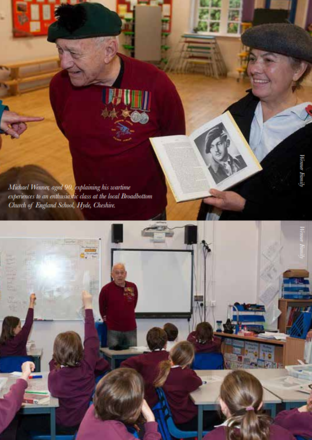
[{"left": 94, "top": 35, "right": 119, "bottom": 48}]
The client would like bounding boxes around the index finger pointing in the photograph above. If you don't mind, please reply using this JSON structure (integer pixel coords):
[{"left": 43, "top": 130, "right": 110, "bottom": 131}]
[{"left": 13, "top": 116, "right": 44, "bottom": 122}]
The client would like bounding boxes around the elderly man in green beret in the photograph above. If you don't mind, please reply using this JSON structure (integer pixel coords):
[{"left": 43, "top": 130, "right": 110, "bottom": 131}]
[{"left": 48, "top": 2, "right": 185, "bottom": 220}]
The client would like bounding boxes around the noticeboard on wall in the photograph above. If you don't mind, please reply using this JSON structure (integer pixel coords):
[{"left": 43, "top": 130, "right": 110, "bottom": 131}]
[{"left": 12, "top": 0, "right": 87, "bottom": 38}]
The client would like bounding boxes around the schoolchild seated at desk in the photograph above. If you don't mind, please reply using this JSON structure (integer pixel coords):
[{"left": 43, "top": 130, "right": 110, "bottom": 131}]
[
  {"left": 17, "top": 291, "right": 110, "bottom": 440},
  {"left": 154, "top": 341, "right": 221, "bottom": 431},
  {"left": 0, "top": 294, "right": 36, "bottom": 358},
  {"left": 120, "top": 327, "right": 169, "bottom": 408},
  {"left": 76, "top": 368, "right": 161, "bottom": 440},
  {"left": 0, "top": 362, "right": 34, "bottom": 436},
  {"left": 187, "top": 322, "right": 221, "bottom": 354},
  {"left": 163, "top": 323, "right": 178, "bottom": 351},
  {"left": 274, "top": 389, "right": 312, "bottom": 438},
  {"left": 203, "top": 370, "right": 295, "bottom": 440}
]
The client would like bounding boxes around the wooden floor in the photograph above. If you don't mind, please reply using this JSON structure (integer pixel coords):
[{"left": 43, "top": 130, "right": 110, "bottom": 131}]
[{"left": 1, "top": 74, "right": 311, "bottom": 220}]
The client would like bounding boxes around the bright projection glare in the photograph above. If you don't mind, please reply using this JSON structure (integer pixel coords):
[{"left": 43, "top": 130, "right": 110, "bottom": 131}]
[{"left": 38, "top": 258, "right": 60, "bottom": 280}]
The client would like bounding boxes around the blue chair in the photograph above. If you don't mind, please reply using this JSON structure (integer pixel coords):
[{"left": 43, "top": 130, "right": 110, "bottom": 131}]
[
  {"left": 152, "top": 401, "right": 172, "bottom": 440},
  {"left": 126, "top": 426, "right": 139, "bottom": 438},
  {"left": 192, "top": 353, "right": 224, "bottom": 370},
  {"left": 295, "top": 437, "right": 312, "bottom": 440},
  {"left": 0, "top": 356, "right": 32, "bottom": 373},
  {"left": 155, "top": 387, "right": 209, "bottom": 439},
  {"left": 95, "top": 321, "right": 107, "bottom": 347}
]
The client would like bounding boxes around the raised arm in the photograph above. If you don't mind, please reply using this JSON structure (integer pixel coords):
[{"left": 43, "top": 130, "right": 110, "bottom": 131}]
[
  {"left": 14, "top": 294, "right": 36, "bottom": 348},
  {"left": 0, "top": 361, "right": 34, "bottom": 434},
  {"left": 82, "top": 291, "right": 101, "bottom": 370}
]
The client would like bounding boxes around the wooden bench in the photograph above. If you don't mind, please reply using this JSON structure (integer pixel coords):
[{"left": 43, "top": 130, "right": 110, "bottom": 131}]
[{"left": 0, "top": 57, "right": 61, "bottom": 96}]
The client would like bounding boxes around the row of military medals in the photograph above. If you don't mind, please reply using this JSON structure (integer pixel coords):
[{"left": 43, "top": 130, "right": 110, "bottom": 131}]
[{"left": 102, "top": 88, "right": 151, "bottom": 124}]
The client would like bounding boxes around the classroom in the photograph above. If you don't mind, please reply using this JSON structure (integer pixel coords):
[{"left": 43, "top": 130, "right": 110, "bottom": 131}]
[
  {"left": 0, "top": 0, "right": 311, "bottom": 220},
  {"left": 0, "top": 220, "right": 312, "bottom": 439}
]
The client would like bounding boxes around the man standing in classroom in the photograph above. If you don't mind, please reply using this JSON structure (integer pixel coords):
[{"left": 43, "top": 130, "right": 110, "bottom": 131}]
[
  {"left": 99, "top": 263, "right": 138, "bottom": 348},
  {"left": 47, "top": 2, "right": 185, "bottom": 220}
]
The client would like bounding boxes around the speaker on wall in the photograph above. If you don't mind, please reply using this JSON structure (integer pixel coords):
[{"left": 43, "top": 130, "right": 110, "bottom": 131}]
[
  {"left": 112, "top": 224, "right": 123, "bottom": 243},
  {"left": 184, "top": 225, "right": 197, "bottom": 245}
]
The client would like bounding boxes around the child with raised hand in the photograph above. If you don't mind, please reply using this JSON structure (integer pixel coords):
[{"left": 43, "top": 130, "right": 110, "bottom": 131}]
[
  {"left": 274, "top": 388, "right": 312, "bottom": 438},
  {"left": 0, "top": 361, "right": 35, "bottom": 434},
  {"left": 0, "top": 294, "right": 36, "bottom": 357},
  {"left": 203, "top": 370, "right": 295, "bottom": 440},
  {"left": 17, "top": 291, "right": 109, "bottom": 440},
  {"left": 154, "top": 341, "right": 221, "bottom": 431},
  {"left": 76, "top": 368, "right": 161, "bottom": 440},
  {"left": 120, "top": 327, "right": 169, "bottom": 408},
  {"left": 187, "top": 322, "right": 221, "bottom": 354}
]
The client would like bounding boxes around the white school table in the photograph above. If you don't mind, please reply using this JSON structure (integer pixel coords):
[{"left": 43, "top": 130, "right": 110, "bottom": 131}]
[
  {"left": 0, "top": 372, "right": 59, "bottom": 440},
  {"left": 190, "top": 370, "right": 282, "bottom": 440},
  {"left": 27, "top": 348, "right": 43, "bottom": 372},
  {"left": 100, "top": 347, "right": 148, "bottom": 369},
  {"left": 249, "top": 368, "right": 308, "bottom": 410}
]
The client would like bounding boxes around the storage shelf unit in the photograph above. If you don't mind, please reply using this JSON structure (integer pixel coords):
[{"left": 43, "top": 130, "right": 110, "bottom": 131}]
[{"left": 278, "top": 298, "right": 312, "bottom": 333}]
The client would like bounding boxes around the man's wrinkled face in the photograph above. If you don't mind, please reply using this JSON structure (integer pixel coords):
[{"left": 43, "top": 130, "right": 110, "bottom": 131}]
[
  {"left": 56, "top": 38, "right": 106, "bottom": 87},
  {"left": 112, "top": 265, "right": 127, "bottom": 287}
]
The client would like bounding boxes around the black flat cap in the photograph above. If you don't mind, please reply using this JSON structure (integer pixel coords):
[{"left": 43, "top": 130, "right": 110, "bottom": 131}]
[
  {"left": 242, "top": 23, "right": 312, "bottom": 64},
  {"left": 48, "top": 2, "right": 122, "bottom": 43}
]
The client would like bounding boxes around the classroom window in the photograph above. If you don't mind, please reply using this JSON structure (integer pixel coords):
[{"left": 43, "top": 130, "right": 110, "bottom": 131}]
[{"left": 194, "top": 0, "right": 243, "bottom": 35}]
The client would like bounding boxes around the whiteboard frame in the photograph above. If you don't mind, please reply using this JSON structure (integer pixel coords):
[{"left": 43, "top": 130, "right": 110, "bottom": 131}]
[
  {"left": 0, "top": 236, "right": 102, "bottom": 321},
  {"left": 111, "top": 248, "right": 194, "bottom": 319}
]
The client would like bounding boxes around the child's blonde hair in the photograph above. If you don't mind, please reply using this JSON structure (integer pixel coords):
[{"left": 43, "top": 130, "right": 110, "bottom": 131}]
[
  {"left": 154, "top": 341, "right": 195, "bottom": 388},
  {"left": 220, "top": 370, "right": 271, "bottom": 440}
]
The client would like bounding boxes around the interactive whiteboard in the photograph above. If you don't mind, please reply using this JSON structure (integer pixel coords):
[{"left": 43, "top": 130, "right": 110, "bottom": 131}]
[
  {"left": 0, "top": 238, "right": 101, "bottom": 320},
  {"left": 112, "top": 249, "right": 193, "bottom": 318}
]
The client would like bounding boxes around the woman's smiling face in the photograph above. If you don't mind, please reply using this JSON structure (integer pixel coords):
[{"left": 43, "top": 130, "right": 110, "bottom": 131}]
[{"left": 247, "top": 49, "right": 299, "bottom": 103}]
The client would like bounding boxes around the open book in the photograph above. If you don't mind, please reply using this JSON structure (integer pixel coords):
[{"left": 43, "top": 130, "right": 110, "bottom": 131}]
[{"left": 150, "top": 112, "right": 262, "bottom": 202}]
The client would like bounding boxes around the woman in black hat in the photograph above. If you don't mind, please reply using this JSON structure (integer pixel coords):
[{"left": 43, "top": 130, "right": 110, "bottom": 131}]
[{"left": 198, "top": 23, "right": 312, "bottom": 220}]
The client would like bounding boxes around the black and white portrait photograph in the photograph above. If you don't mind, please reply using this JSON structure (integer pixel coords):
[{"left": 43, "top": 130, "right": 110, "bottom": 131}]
[{"left": 194, "top": 122, "right": 247, "bottom": 184}]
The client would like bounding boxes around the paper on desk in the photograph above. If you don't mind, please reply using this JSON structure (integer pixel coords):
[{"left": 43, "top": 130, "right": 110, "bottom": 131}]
[
  {"left": 258, "top": 332, "right": 288, "bottom": 341},
  {"left": 263, "top": 375, "right": 311, "bottom": 390},
  {"left": 10, "top": 372, "right": 22, "bottom": 377},
  {"left": 200, "top": 376, "right": 223, "bottom": 384},
  {"left": 129, "top": 346, "right": 149, "bottom": 351},
  {"left": 0, "top": 377, "right": 8, "bottom": 392}
]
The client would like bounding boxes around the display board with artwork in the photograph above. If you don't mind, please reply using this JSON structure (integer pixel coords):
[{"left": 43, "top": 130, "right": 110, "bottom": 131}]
[{"left": 12, "top": 0, "right": 87, "bottom": 38}]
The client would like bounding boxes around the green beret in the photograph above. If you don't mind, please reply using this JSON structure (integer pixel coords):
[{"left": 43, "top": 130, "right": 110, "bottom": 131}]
[
  {"left": 48, "top": 2, "right": 122, "bottom": 43},
  {"left": 242, "top": 23, "right": 312, "bottom": 64}
]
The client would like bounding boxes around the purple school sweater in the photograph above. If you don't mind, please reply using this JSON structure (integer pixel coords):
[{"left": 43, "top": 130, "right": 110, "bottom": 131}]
[
  {"left": 48, "top": 309, "right": 106, "bottom": 427},
  {"left": 274, "top": 407, "right": 312, "bottom": 438},
  {"left": 76, "top": 405, "right": 161, "bottom": 440},
  {"left": 203, "top": 425, "right": 296, "bottom": 440},
  {"left": 0, "top": 379, "right": 27, "bottom": 434},
  {"left": 187, "top": 331, "right": 221, "bottom": 354},
  {"left": 121, "top": 350, "right": 169, "bottom": 408},
  {"left": 0, "top": 308, "right": 33, "bottom": 357},
  {"left": 162, "top": 367, "right": 202, "bottom": 424}
]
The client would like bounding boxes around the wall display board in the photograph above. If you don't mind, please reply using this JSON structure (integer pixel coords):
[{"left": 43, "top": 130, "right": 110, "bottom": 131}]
[
  {"left": 112, "top": 249, "right": 193, "bottom": 318},
  {"left": 0, "top": 237, "right": 101, "bottom": 320},
  {"left": 12, "top": 0, "right": 87, "bottom": 38}
]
